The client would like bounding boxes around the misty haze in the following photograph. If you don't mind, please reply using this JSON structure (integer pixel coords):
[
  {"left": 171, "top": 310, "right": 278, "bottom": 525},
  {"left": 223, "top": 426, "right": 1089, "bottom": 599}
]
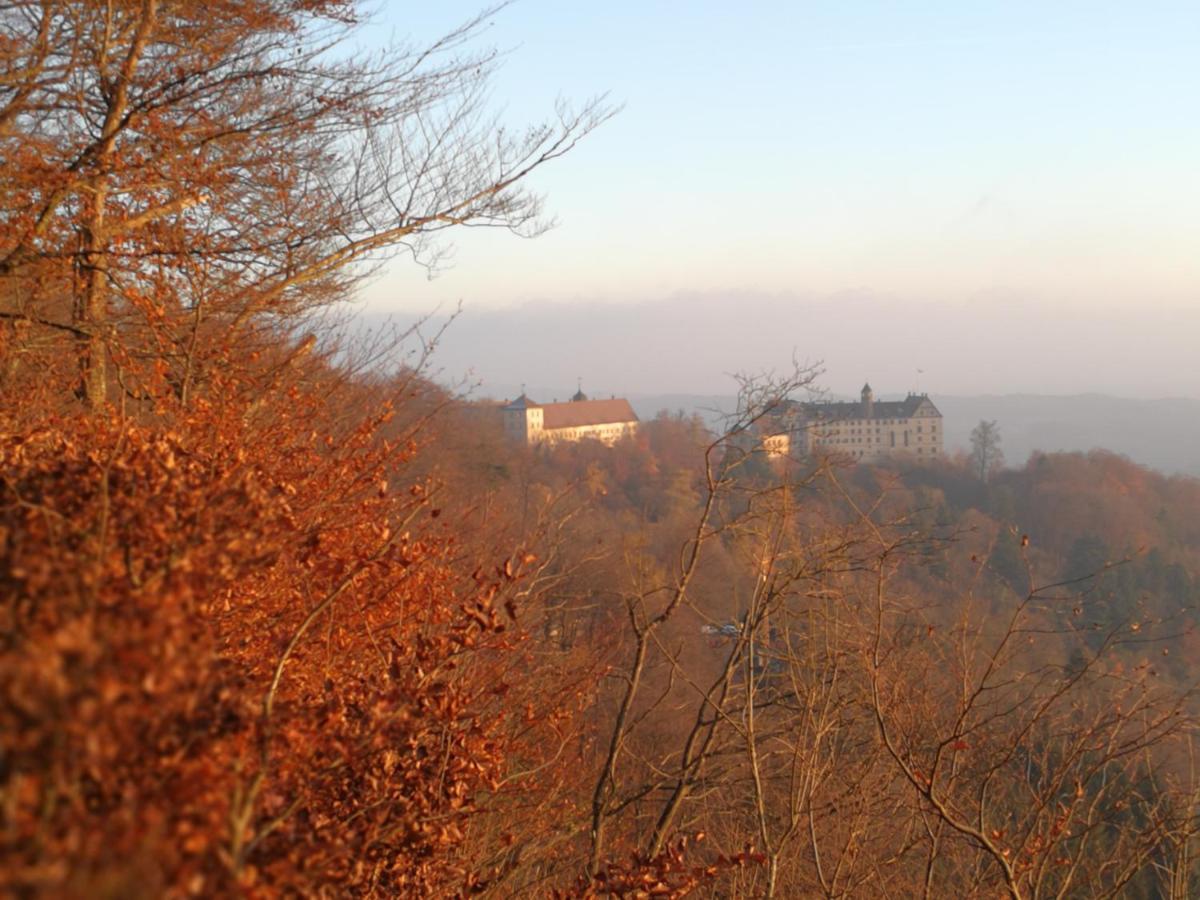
[{"left": 4, "top": 2, "right": 1199, "bottom": 898}]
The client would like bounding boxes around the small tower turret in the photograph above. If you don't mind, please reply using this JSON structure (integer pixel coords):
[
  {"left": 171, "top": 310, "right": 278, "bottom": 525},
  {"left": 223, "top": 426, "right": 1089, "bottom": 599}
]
[{"left": 861, "top": 382, "right": 874, "bottom": 418}]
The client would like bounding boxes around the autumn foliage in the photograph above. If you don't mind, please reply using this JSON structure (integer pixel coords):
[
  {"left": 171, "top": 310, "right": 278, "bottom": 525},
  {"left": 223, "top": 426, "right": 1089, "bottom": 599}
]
[
  {"left": 4, "top": 2, "right": 1200, "bottom": 898},
  {"left": 0, "top": 1, "right": 610, "bottom": 896},
  {"left": 0, "top": 373, "right": 548, "bottom": 895}
]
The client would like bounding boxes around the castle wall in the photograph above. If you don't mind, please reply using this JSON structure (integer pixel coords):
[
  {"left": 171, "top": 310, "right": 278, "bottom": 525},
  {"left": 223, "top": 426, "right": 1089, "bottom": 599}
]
[
  {"left": 503, "top": 396, "right": 638, "bottom": 447},
  {"left": 801, "top": 398, "right": 944, "bottom": 463},
  {"left": 540, "top": 420, "right": 638, "bottom": 446}
]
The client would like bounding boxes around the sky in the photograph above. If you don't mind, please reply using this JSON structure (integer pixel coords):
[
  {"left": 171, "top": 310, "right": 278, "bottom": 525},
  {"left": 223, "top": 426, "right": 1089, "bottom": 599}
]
[{"left": 349, "top": 2, "right": 1200, "bottom": 399}]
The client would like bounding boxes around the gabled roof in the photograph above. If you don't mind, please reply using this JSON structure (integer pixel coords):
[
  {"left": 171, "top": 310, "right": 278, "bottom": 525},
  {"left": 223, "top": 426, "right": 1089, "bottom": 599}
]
[{"left": 542, "top": 398, "right": 638, "bottom": 430}]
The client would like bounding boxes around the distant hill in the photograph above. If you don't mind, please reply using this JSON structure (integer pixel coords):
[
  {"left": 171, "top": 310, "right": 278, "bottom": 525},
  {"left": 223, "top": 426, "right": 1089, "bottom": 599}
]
[
  {"left": 934, "top": 394, "right": 1200, "bottom": 478},
  {"left": 611, "top": 392, "right": 1200, "bottom": 478}
]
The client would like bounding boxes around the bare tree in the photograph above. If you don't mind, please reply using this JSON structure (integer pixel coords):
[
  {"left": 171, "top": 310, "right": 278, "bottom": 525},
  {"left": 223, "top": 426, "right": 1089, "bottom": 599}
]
[
  {"left": 970, "top": 419, "right": 1005, "bottom": 483},
  {"left": 862, "top": 538, "right": 1199, "bottom": 898},
  {"left": 574, "top": 396, "right": 1200, "bottom": 898},
  {"left": 581, "top": 366, "right": 830, "bottom": 875},
  {"left": 0, "top": 1, "right": 612, "bottom": 406}
]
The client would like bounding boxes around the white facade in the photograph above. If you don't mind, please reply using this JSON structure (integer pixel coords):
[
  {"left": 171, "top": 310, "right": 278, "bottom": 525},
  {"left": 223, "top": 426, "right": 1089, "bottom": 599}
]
[
  {"left": 768, "top": 384, "right": 944, "bottom": 463},
  {"left": 503, "top": 392, "right": 639, "bottom": 447}
]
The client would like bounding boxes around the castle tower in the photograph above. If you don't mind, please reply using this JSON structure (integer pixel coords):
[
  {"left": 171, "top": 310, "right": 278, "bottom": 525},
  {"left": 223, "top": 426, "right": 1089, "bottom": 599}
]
[
  {"left": 502, "top": 392, "right": 544, "bottom": 442},
  {"left": 861, "top": 382, "right": 874, "bottom": 418}
]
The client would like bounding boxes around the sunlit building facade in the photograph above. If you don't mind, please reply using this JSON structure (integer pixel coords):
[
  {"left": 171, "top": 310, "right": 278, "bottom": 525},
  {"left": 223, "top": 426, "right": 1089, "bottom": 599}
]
[
  {"left": 502, "top": 388, "right": 639, "bottom": 446},
  {"left": 767, "top": 383, "right": 944, "bottom": 463}
]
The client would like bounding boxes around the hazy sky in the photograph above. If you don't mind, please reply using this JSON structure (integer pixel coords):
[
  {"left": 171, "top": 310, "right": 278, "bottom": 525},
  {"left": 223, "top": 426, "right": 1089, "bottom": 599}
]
[{"left": 353, "top": 2, "right": 1200, "bottom": 398}]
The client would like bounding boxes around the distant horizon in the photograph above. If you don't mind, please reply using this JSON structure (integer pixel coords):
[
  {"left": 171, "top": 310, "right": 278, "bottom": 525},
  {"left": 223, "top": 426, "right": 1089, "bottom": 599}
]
[
  {"left": 346, "top": 2, "right": 1200, "bottom": 409},
  {"left": 463, "top": 385, "right": 1200, "bottom": 405},
  {"left": 352, "top": 288, "right": 1200, "bottom": 402}
]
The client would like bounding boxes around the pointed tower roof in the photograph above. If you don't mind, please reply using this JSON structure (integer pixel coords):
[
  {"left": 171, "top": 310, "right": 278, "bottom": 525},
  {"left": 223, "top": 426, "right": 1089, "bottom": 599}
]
[{"left": 503, "top": 393, "right": 541, "bottom": 411}]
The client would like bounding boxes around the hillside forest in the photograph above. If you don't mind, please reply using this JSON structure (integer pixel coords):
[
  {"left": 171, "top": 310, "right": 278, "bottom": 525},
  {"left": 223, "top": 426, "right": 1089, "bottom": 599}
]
[{"left": 2, "top": 3, "right": 1199, "bottom": 898}]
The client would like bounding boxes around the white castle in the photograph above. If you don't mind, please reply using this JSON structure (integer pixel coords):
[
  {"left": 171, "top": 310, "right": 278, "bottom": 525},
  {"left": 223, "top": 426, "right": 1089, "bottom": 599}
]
[
  {"left": 502, "top": 385, "right": 639, "bottom": 446},
  {"left": 768, "top": 383, "right": 944, "bottom": 463}
]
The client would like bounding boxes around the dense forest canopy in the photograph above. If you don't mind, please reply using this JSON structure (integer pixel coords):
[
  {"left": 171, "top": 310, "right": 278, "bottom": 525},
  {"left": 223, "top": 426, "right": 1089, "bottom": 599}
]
[{"left": 1, "top": 2, "right": 1198, "bottom": 898}]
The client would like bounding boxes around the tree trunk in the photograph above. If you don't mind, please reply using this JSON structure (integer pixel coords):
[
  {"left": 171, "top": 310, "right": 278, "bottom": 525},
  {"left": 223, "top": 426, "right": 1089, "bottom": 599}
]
[{"left": 76, "top": 187, "right": 108, "bottom": 407}]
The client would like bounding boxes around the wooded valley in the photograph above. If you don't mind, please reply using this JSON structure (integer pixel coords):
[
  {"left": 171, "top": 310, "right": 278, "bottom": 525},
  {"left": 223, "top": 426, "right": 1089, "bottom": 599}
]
[{"left": 1, "top": 3, "right": 1198, "bottom": 897}]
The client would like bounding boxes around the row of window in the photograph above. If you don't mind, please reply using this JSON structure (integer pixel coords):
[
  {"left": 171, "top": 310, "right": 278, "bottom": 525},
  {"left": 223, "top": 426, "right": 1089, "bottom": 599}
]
[
  {"left": 819, "top": 423, "right": 939, "bottom": 434},
  {"left": 542, "top": 423, "right": 634, "bottom": 443},
  {"left": 815, "top": 434, "right": 941, "bottom": 445},
  {"left": 844, "top": 447, "right": 939, "bottom": 457},
  {"left": 821, "top": 416, "right": 940, "bottom": 426}
]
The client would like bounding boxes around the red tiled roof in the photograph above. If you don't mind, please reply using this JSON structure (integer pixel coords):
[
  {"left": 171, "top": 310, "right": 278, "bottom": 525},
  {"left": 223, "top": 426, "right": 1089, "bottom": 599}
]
[{"left": 541, "top": 398, "right": 639, "bottom": 430}]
